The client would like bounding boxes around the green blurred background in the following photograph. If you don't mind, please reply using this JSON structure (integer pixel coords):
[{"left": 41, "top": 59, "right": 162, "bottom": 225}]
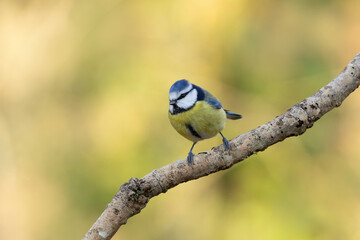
[{"left": 1, "top": 0, "right": 360, "bottom": 239}]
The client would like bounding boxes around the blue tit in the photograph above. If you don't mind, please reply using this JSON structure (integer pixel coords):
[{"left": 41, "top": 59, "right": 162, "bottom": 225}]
[{"left": 168, "top": 79, "right": 242, "bottom": 166}]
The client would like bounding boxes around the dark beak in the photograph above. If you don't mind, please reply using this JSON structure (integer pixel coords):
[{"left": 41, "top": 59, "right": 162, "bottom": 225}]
[{"left": 169, "top": 100, "right": 176, "bottom": 105}]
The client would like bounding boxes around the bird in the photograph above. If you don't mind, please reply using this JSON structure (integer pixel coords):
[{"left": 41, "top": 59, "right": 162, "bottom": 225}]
[{"left": 168, "top": 79, "right": 242, "bottom": 166}]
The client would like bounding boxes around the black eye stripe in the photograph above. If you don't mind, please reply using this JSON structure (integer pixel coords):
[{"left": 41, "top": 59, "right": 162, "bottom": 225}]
[
  {"left": 178, "top": 93, "right": 187, "bottom": 99},
  {"left": 178, "top": 87, "right": 196, "bottom": 100}
]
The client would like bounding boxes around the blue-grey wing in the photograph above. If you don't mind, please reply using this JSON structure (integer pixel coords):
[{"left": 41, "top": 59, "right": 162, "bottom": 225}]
[
  {"left": 203, "top": 89, "right": 223, "bottom": 109},
  {"left": 206, "top": 99, "right": 222, "bottom": 109},
  {"left": 192, "top": 84, "right": 223, "bottom": 109}
]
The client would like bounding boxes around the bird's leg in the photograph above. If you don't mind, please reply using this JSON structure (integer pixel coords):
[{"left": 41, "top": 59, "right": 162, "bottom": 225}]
[
  {"left": 219, "top": 132, "right": 231, "bottom": 151},
  {"left": 187, "top": 142, "right": 197, "bottom": 167}
]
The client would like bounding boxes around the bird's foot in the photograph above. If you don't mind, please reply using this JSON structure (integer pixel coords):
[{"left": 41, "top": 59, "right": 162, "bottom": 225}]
[
  {"left": 222, "top": 136, "right": 231, "bottom": 152},
  {"left": 187, "top": 151, "right": 195, "bottom": 167}
]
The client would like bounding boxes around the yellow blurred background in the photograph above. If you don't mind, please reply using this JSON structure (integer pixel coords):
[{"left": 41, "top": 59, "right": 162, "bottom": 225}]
[{"left": 1, "top": 0, "right": 360, "bottom": 239}]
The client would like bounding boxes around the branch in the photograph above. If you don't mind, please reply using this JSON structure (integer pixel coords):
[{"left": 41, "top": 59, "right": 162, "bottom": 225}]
[{"left": 83, "top": 53, "right": 360, "bottom": 240}]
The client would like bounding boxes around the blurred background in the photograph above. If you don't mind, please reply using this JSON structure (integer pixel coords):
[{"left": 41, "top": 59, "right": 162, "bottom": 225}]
[{"left": 1, "top": 0, "right": 360, "bottom": 239}]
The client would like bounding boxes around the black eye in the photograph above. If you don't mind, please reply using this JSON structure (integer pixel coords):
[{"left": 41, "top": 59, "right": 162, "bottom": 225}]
[{"left": 179, "top": 93, "right": 187, "bottom": 99}]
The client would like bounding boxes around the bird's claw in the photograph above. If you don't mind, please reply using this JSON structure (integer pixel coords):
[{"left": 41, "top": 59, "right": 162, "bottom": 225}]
[
  {"left": 222, "top": 137, "right": 231, "bottom": 152},
  {"left": 187, "top": 152, "right": 194, "bottom": 167}
]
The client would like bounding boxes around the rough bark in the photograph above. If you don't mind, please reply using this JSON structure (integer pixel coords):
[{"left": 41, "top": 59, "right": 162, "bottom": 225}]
[{"left": 83, "top": 52, "right": 360, "bottom": 240}]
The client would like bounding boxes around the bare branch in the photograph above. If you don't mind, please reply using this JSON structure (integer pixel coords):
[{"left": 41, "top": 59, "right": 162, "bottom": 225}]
[{"left": 82, "top": 52, "right": 360, "bottom": 240}]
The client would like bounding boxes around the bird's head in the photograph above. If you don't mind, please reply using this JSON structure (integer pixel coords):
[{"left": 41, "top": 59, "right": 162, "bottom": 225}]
[{"left": 169, "top": 79, "right": 198, "bottom": 114}]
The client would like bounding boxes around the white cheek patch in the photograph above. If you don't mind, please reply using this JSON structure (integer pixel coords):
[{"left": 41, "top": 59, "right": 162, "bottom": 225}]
[
  {"left": 176, "top": 89, "right": 197, "bottom": 109},
  {"left": 169, "top": 105, "right": 174, "bottom": 113}
]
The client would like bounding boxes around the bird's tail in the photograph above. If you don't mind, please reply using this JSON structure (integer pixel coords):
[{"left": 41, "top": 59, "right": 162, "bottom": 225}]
[{"left": 225, "top": 110, "right": 242, "bottom": 120}]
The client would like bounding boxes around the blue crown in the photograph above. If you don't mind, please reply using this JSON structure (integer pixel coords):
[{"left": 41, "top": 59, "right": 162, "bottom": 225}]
[{"left": 169, "top": 79, "right": 191, "bottom": 93}]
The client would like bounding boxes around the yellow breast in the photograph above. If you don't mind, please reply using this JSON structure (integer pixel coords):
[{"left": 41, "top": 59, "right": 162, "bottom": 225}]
[{"left": 168, "top": 101, "right": 226, "bottom": 142}]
